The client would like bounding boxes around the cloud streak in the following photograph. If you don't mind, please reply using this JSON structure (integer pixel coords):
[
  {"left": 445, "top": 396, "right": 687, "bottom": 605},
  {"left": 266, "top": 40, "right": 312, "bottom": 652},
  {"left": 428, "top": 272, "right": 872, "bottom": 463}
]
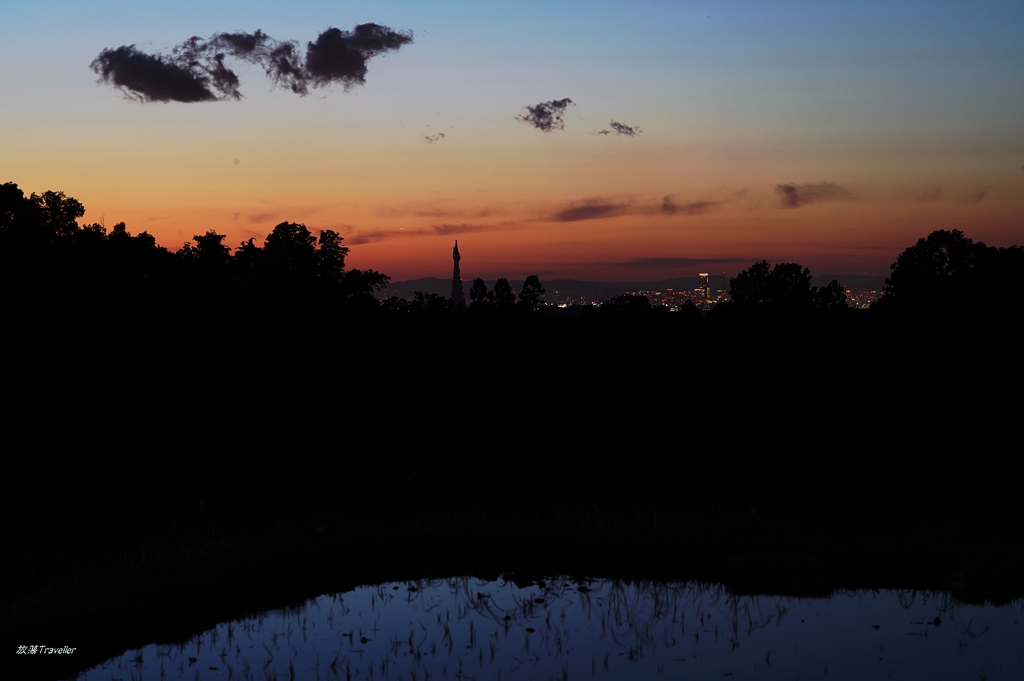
[
  {"left": 348, "top": 222, "right": 519, "bottom": 245},
  {"left": 551, "top": 198, "right": 628, "bottom": 222},
  {"left": 91, "top": 24, "right": 413, "bottom": 102},
  {"left": 546, "top": 195, "right": 721, "bottom": 222},
  {"left": 376, "top": 204, "right": 506, "bottom": 219},
  {"left": 596, "top": 120, "right": 642, "bottom": 137},
  {"left": 516, "top": 99, "right": 575, "bottom": 132},
  {"left": 775, "top": 182, "right": 854, "bottom": 209},
  {"left": 660, "top": 196, "right": 719, "bottom": 215}
]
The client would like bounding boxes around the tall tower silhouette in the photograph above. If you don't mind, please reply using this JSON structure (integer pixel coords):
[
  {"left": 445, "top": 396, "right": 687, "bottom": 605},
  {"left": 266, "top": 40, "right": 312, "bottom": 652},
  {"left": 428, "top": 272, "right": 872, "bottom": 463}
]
[{"left": 451, "top": 240, "right": 467, "bottom": 307}]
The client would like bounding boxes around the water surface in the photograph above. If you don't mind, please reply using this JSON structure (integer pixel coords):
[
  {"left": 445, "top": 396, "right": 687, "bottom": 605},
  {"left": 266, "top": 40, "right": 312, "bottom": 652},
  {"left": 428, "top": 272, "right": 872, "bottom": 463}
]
[{"left": 76, "top": 577, "right": 1024, "bottom": 680}]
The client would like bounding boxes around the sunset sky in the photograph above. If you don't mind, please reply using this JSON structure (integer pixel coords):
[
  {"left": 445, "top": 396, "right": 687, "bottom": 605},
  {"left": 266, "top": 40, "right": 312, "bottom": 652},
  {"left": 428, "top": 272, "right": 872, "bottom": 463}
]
[{"left": 2, "top": 1, "right": 1022, "bottom": 281}]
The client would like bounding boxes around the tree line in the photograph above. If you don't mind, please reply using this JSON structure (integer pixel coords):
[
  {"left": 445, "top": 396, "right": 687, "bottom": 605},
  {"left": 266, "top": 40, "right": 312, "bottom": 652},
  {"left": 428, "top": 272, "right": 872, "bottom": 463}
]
[
  {"left": 0, "top": 183, "right": 388, "bottom": 329},
  {"left": 3, "top": 181, "right": 1021, "bottom": 329}
]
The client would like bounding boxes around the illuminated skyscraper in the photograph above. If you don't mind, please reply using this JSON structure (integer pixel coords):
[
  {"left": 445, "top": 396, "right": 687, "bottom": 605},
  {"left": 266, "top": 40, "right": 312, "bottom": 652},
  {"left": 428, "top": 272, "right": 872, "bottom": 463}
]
[
  {"left": 451, "top": 240, "right": 467, "bottom": 307},
  {"left": 698, "top": 273, "right": 710, "bottom": 304}
]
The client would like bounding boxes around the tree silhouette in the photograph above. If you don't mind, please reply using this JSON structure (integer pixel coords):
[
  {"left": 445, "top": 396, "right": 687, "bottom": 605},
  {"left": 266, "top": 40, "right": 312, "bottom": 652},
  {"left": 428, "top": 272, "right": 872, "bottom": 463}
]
[
  {"left": 812, "top": 279, "right": 847, "bottom": 310},
  {"left": 342, "top": 268, "right": 389, "bottom": 297},
  {"left": 234, "top": 238, "right": 262, "bottom": 275},
  {"left": 883, "top": 229, "right": 978, "bottom": 303},
  {"left": 263, "top": 221, "right": 318, "bottom": 284},
  {"left": 178, "top": 230, "right": 231, "bottom": 275},
  {"left": 469, "top": 278, "right": 490, "bottom": 306},
  {"left": 730, "top": 260, "right": 813, "bottom": 316},
  {"left": 729, "top": 260, "right": 772, "bottom": 306},
  {"left": 33, "top": 190, "right": 84, "bottom": 237},
  {"left": 880, "top": 229, "right": 1024, "bottom": 317},
  {"left": 492, "top": 277, "right": 515, "bottom": 308},
  {"left": 194, "top": 230, "right": 231, "bottom": 265},
  {"left": 0, "top": 182, "right": 30, "bottom": 230},
  {"left": 518, "top": 275, "right": 545, "bottom": 308},
  {"left": 412, "top": 291, "right": 451, "bottom": 313},
  {"left": 316, "top": 229, "right": 349, "bottom": 286}
]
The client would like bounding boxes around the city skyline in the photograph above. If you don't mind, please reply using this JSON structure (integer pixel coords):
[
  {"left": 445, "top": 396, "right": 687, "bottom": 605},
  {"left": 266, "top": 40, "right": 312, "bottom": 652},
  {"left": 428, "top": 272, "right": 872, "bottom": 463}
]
[{"left": 3, "top": 0, "right": 1022, "bottom": 281}]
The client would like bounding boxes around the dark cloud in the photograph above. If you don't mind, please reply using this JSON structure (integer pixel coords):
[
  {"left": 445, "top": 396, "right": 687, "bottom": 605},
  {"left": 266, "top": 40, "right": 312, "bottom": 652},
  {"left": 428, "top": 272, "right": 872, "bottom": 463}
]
[
  {"left": 305, "top": 24, "right": 413, "bottom": 91},
  {"left": 962, "top": 187, "right": 987, "bottom": 204},
  {"left": 660, "top": 196, "right": 719, "bottom": 215},
  {"left": 917, "top": 186, "right": 943, "bottom": 202},
  {"left": 91, "top": 24, "right": 413, "bottom": 103},
  {"left": 89, "top": 46, "right": 218, "bottom": 102},
  {"left": 552, "top": 199, "right": 627, "bottom": 222},
  {"left": 424, "top": 133, "right": 446, "bottom": 143},
  {"left": 775, "top": 182, "right": 854, "bottom": 209},
  {"left": 548, "top": 196, "right": 720, "bottom": 221},
  {"left": 516, "top": 98, "right": 575, "bottom": 132},
  {"left": 596, "top": 120, "right": 642, "bottom": 137}
]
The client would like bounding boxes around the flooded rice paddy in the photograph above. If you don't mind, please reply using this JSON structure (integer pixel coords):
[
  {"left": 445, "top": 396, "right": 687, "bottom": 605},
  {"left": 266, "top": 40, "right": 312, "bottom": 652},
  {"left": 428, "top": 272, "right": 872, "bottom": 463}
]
[{"left": 76, "top": 577, "right": 1023, "bottom": 680}]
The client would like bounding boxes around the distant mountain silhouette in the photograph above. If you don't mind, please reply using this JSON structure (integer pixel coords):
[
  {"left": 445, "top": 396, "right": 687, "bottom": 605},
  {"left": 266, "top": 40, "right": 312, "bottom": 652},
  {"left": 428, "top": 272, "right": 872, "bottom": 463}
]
[{"left": 380, "top": 274, "right": 886, "bottom": 303}]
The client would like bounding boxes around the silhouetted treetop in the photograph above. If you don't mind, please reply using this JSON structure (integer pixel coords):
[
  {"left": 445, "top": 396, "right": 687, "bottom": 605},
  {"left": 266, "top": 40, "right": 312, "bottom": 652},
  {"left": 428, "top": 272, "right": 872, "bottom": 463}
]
[
  {"left": 518, "top": 275, "right": 545, "bottom": 309},
  {"left": 729, "top": 260, "right": 821, "bottom": 316},
  {"left": 317, "top": 229, "right": 350, "bottom": 285},
  {"left": 2, "top": 182, "right": 85, "bottom": 244},
  {"left": 812, "top": 280, "right": 847, "bottom": 311},
  {"left": 262, "top": 221, "right": 319, "bottom": 282},
  {"left": 881, "top": 229, "right": 1024, "bottom": 316},
  {"left": 1, "top": 183, "right": 388, "bottom": 327},
  {"left": 469, "top": 278, "right": 490, "bottom": 307},
  {"left": 492, "top": 278, "right": 515, "bottom": 308},
  {"left": 884, "top": 230, "right": 977, "bottom": 300},
  {"left": 35, "top": 190, "right": 85, "bottom": 237}
]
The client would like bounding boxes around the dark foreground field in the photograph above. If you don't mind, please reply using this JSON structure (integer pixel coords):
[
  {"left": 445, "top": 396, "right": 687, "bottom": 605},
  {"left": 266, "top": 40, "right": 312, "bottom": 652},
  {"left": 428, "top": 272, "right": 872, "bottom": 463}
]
[{"left": 3, "top": 311, "right": 1022, "bottom": 680}]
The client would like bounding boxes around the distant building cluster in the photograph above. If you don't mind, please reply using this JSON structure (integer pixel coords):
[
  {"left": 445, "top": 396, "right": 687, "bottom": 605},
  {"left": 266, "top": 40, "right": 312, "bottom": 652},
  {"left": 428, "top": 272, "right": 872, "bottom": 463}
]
[
  {"left": 622, "top": 276, "right": 729, "bottom": 311},
  {"left": 846, "top": 290, "right": 881, "bottom": 310},
  {"left": 381, "top": 246, "right": 885, "bottom": 311},
  {"left": 549, "top": 290, "right": 599, "bottom": 307}
]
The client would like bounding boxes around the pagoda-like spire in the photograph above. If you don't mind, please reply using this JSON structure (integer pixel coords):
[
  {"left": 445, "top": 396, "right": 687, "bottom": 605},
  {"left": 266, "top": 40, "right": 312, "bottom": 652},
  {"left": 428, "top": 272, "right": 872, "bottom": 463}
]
[{"left": 451, "top": 240, "right": 467, "bottom": 307}]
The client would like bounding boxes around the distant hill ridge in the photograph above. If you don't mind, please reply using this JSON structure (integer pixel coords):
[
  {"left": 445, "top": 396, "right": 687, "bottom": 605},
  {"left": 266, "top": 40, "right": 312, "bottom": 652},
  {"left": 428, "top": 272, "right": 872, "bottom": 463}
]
[{"left": 382, "top": 275, "right": 887, "bottom": 302}]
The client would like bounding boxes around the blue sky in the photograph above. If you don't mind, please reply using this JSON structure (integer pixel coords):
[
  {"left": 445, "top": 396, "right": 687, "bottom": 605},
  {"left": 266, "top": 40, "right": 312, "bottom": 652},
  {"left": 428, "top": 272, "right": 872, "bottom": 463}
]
[{"left": 3, "top": 1, "right": 1021, "bottom": 280}]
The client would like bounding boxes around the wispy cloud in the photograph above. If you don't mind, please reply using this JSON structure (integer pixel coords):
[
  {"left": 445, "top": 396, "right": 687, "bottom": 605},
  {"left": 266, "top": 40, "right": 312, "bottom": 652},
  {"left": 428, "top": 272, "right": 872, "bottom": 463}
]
[
  {"left": 962, "top": 187, "right": 988, "bottom": 204},
  {"left": 659, "top": 196, "right": 719, "bottom": 215},
  {"left": 596, "top": 120, "right": 641, "bottom": 137},
  {"left": 348, "top": 222, "right": 519, "bottom": 245},
  {"left": 246, "top": 211, "right": 284, "bottom": 224},
  {"left": 551, "top": 198, "right": 628, "bottom": 222},
  {"left": 91, "top": 24, "right": 413, "bottom": 102},
  {"left": 775, "top": 182, "right": 854, "bottom": 209},
  {"left": 516, "top": 98, "right": 575, "bottom": 132},
  {"left": 545, "top": 195, "right": 721, "bottom": 222},
  {"left": 376, "top": 204, "right": 506, "bottom": 219}
]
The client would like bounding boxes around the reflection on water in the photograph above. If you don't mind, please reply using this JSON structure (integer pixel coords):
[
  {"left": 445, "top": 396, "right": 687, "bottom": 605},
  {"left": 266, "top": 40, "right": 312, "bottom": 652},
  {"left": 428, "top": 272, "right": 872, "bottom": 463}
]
[{"left": 76, "top": 577, "right": 1023, "bottom": 680}]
